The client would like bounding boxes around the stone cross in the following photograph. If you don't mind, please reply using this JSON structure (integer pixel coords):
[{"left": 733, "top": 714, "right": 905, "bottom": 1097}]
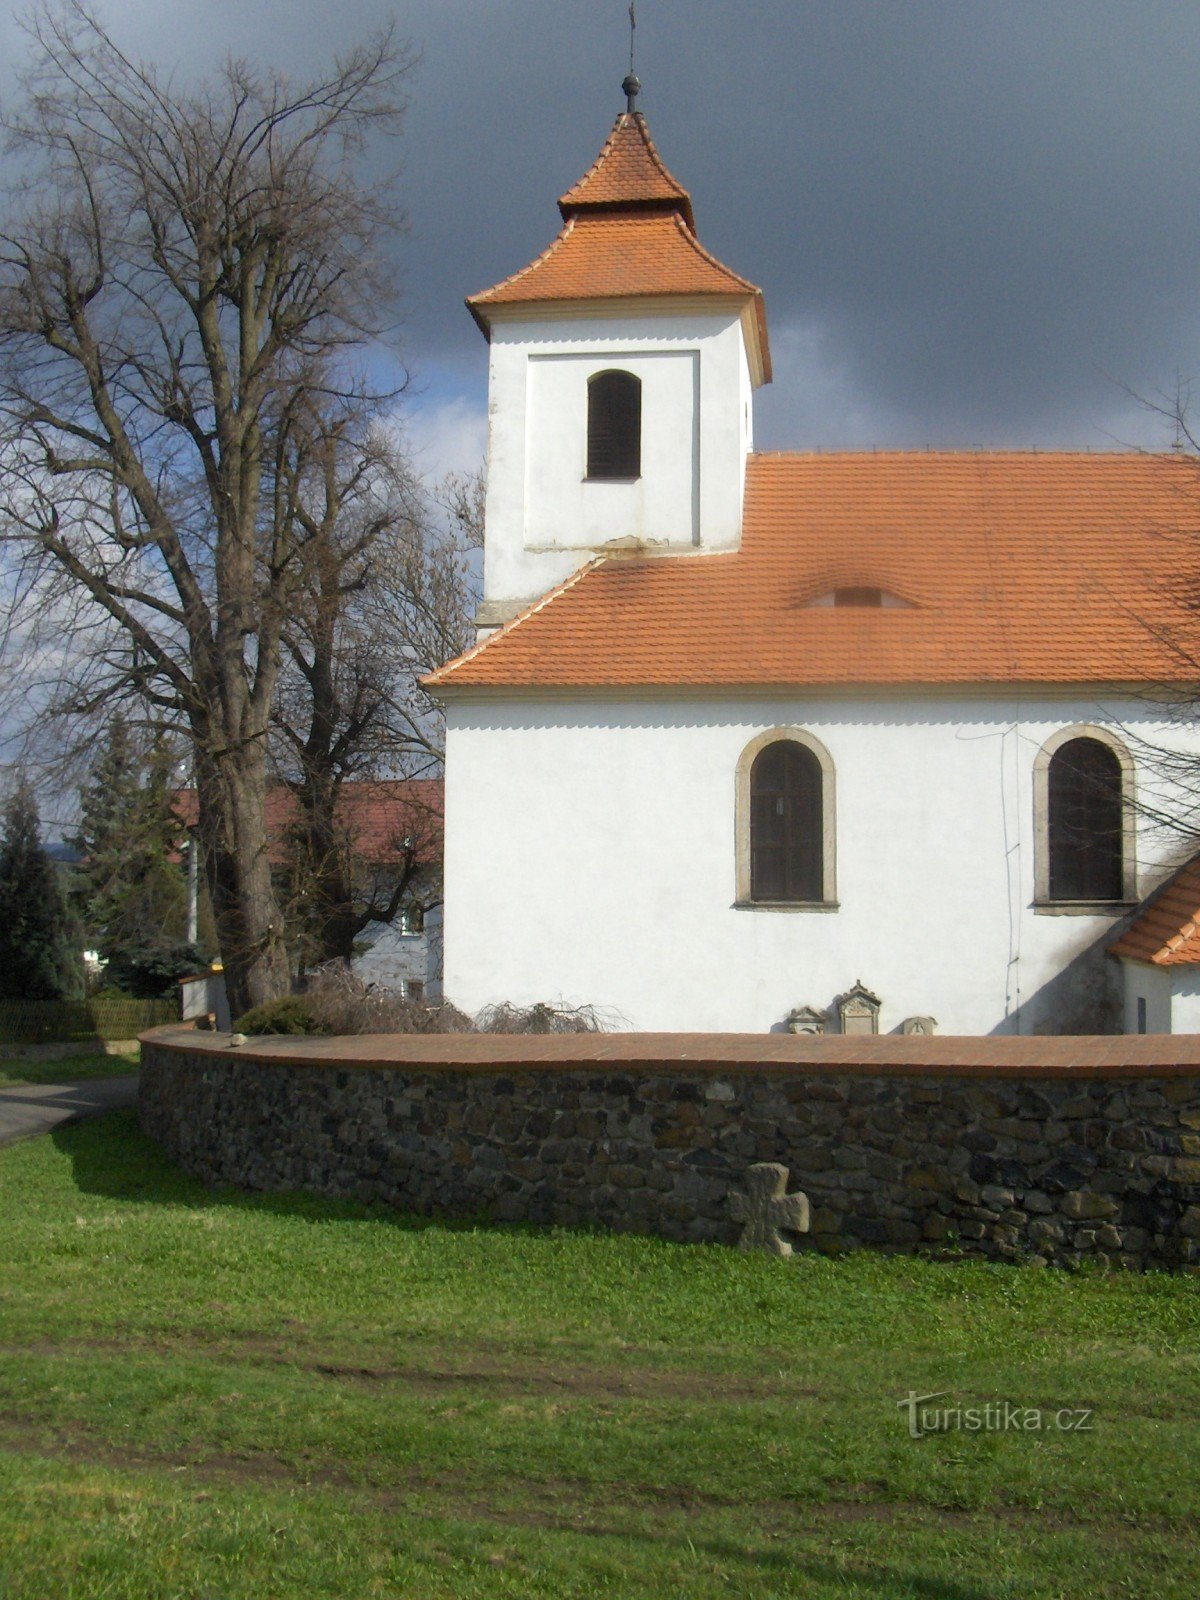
[{"left": 729, "top": 1163, "right": 811, "bottom": 1256}]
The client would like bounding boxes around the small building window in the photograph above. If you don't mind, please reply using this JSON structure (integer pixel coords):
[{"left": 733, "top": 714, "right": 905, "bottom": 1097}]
[
  {"left": 399, "top": 902, "right": 424, "bottom": 937},
  {"left": 1034, "top": 726, "right": 1135, "bottom": 908},
  {"left": 833, "top": 587, "right": 883, "bottom": 607},
  {"left": 586, "top": 369, "right": 641, "bottom": 480}
]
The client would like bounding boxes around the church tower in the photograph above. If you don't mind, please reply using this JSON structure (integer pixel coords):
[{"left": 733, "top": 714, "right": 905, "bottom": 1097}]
[{"left": 467, "top": 77, "right": 771, "bottom": 633}]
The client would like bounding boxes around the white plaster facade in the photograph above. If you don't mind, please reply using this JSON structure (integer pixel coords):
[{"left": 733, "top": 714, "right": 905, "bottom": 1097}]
[
  {"left": 437, "top": 98, "right": 1200, "bottom": 1036},
  {"left": 353, "top": 901, "right": 444, "bottom": 1000},
  {"left": 1120, "top": 960, "right": 1200, "bottom": 1036},
  {"left": 443, "top": 694, "right": 1199, "bottom": 1035},
  {"left": 480, "top": 308, "right": 755, "bottom": 617}
]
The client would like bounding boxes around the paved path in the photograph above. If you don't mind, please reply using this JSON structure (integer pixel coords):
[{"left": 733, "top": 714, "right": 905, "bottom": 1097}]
[{"left": 0, "top": 1076, "right": 139, "bottom": 1148}]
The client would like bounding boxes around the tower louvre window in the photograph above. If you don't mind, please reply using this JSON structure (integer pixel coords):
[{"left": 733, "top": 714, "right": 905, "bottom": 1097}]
[{"left": 587, "top": 369, "right": 641, "bottom": 480}]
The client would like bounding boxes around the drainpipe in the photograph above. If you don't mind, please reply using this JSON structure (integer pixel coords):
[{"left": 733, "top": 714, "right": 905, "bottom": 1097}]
[{"left": 187, "top": 830, "right": 199, "bottom": 946}]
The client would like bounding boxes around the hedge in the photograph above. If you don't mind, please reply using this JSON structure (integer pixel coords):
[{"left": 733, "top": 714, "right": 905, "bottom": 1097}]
[{"left": 0, "top": 996, "right": 176, "bottom": 1044}]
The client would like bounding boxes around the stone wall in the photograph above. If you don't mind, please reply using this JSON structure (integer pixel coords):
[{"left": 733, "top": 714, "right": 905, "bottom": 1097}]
[{"left": 139, "top": 1029, "right": 1200, "bottom": 1270}]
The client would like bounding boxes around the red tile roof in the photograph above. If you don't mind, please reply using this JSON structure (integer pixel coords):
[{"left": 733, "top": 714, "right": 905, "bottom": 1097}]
[
  {"left": 467, "top": 109, "right": 770, "bottom": 378},
  {"left": 1110, "top": 855, "right": 1200, "bottom": 965},
  {"left": 426, "top": 451, "right": 1200, "bottom": 692},
  {"left": 469, "top": 211, "right": 759, "bottom": 310},
  {"left": 557, "top": 111, "right": 695, "bottom": 229},
  {"left": 172, "top": 780, "right": 443, "bottom": 867}
]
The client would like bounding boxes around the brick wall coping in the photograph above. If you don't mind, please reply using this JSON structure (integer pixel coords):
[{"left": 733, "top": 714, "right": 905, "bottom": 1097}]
[{"left": 141, "top": 1026, "right": 1200, "bottom": 1078}]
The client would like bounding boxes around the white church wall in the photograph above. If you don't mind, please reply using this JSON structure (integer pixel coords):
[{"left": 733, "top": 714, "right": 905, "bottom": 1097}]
[
  {"left": 1169, "top": 969, "right": 1200, "bottom": 1034},
  {"left": 442, "top": 693, "right": 1199, "bottom": 1036},
  {"left": 481, "top": 311, "right": 751, "bottom": 609},
  {"left": 1120, "top": 960, "right": 1173, "bottom": 1034},
  {"left": 525, "top": 348, "right": 699, "bottom": 547}
]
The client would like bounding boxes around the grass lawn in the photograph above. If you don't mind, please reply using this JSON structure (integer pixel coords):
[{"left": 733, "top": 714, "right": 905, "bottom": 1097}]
[
  {"left": 0, "top": 1049, "right": 139, "bottom": 1088},
  {"left": 1, "top": 1112, "right": 1198, "bottom": 1598}
]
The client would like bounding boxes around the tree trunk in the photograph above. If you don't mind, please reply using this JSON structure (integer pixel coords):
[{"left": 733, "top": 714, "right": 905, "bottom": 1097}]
[{"left": 194, "top": 745, "right": 290, "bottom": 1019}]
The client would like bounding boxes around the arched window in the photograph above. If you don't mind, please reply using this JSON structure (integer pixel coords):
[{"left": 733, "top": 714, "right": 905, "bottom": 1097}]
[
  {"left": 735, "top": 730, "right": 836, "bottom": 906},
  {"left": 1035, "top": 727, "right": 1135, "bottom": 906},
  {"left": 586, "top": 369, "right": 641, "bottom": 480},
  {"left": 1048, "top": 738, "right": 1123, "bottom": 901}
]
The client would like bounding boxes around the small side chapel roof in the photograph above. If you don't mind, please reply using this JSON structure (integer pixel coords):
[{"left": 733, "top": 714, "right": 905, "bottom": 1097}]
[
  {"left": 425, "top": 451, "right": 1200, "bottom": 693},
  {"left": 1109, "top": 856, "right": 1200, "bottom": 966}
]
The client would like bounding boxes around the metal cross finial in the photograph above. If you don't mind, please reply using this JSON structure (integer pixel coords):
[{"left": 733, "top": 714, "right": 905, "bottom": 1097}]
[{"left": 622, "top": 3, "right": 640, "bottom": 112}]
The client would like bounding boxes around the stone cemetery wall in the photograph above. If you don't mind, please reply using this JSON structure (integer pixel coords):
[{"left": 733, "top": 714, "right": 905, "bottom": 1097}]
[{"left": 139, "top": 1029, "right": 1200, "bottom": 1270}]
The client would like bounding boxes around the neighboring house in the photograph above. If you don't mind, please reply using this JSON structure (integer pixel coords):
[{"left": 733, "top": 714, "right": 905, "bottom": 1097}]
[
  {"left": 426, "top": 79, "right": 1200, "bottom": 1036},
  {"left": 174, "top": 780, "right": 443, "bottom": 1001}
]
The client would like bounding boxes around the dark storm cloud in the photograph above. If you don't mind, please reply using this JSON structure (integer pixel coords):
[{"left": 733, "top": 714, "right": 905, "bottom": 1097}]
[{"left": 6, "top": 0, "right": 1200, "bottom": 454}]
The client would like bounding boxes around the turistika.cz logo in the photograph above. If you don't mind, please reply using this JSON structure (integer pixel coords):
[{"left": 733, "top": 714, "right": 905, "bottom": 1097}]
[{"left": 898, "top": 1391, "right": 1095, "bottom": 1440}]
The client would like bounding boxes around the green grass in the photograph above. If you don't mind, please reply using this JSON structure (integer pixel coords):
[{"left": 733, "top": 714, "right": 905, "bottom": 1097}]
[
  {"left": 0, "top": 1048, "right": 139, "bottom": 1088},
  {"left": 1, "top": 1112, "right": 1198, "bottom": 1597}
]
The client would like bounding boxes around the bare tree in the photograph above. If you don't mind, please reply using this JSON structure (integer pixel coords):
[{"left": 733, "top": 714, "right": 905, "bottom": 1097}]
[
  {"left": 0, "top": 2, "right": 415, "bottom": 1012},
  {"left": 269, "top": 408, "right": 475, "bottom": 967}
]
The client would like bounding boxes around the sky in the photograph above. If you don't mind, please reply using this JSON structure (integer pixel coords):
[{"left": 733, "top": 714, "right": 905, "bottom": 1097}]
[
  {"left": 6, "top": 0, "right": 1200, "bottom": 481},
  {"left": 4, "top": 0, "right": 1200, "bottom": 834}
]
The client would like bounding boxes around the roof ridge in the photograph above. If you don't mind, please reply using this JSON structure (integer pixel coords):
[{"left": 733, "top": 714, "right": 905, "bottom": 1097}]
[
  {"left": 671, "top": 211, "right": 759, "bottom": 294},
  {"left": 633, "top": 112, "right": 689, "bottom": 193},
  {"left": 468, "top": 216, "right": 577, "bottom": 307},
  {"left": 559, "top": 112, "right": 625, "bottom": 201},
  {"left": 1109, "top": 852, "right": 1200, "bottom": 965},
  {"left": 424, "top": 558, "right": 606, "bottom": 688}
]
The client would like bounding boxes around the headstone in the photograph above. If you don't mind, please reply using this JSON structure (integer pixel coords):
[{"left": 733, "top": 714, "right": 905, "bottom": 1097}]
[
  {"left": 728, "top": 1162, "right": 811, "bottom": 1256},
  {"left": 901, "top": 1015, "right": 937, "bottom": 1035},
  {"left": 786, "top": 1004, "right": 826, "bottom": 1035},
  {"left": 837, "top": 979, "right": 882, "bottom": 1036}
]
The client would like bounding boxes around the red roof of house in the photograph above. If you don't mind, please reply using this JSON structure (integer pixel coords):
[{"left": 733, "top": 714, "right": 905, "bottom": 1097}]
[
  {"left": 467, "top": 108, "right": 770, "bottom": 378},
  {"left": 426, "top": 451, "right": 1200, "bottom": 693},
  {"left": 1110, "top": 855, "right": 1200, "bottom": 966},
  {"left": 172, "top": 780, "right": 443, "bottom": 867}
]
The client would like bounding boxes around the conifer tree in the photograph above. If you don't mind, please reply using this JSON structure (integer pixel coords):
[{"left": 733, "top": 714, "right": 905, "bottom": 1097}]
[
  {"left": 73, "top": 716, "right": 194, "bottom": 996},
  {"left": 0, "top": 779, "right": 83, "bottom": 1001}
]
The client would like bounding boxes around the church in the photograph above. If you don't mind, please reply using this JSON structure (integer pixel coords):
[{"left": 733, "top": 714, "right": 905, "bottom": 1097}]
[{"left": 427, "top": 76, "right": 1200, "bottom": 1037}]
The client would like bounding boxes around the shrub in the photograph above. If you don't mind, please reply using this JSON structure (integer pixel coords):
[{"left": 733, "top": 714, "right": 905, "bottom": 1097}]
[
  {"left": 301, "top": 965, "right": 473, "bottom": 1036},
  {"left": 231, "top": 996, "right": 327, "bottom": 1036},
  {"left": 280, "top": 965, "right": 611, "bottom": 1037},
  {"left": 232, "top": 967, "right": 613, "bottom": 1038},
  {"left": 474, "top": 1000, "right": 605, "bottom": 1034},
  {"left": 0, "top": 994, "right": 175, "bottom": 1044}
]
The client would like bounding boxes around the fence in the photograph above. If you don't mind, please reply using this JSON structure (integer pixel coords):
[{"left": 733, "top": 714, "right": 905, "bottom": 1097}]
[
  {"left": 139, "top": 1028, "right": 1200, "bottom": 1270},
  {"left": 0, "top": 995, "right": 176, "bottom": 1044}
]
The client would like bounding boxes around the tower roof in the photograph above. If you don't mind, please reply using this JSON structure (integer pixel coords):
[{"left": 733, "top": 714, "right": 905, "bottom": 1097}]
[
  {"left": 557, "top": 111, "right": 695, "bottom": 231},
  {"left": 467, "top": 102, "right": 770, "bottom": 381}
]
